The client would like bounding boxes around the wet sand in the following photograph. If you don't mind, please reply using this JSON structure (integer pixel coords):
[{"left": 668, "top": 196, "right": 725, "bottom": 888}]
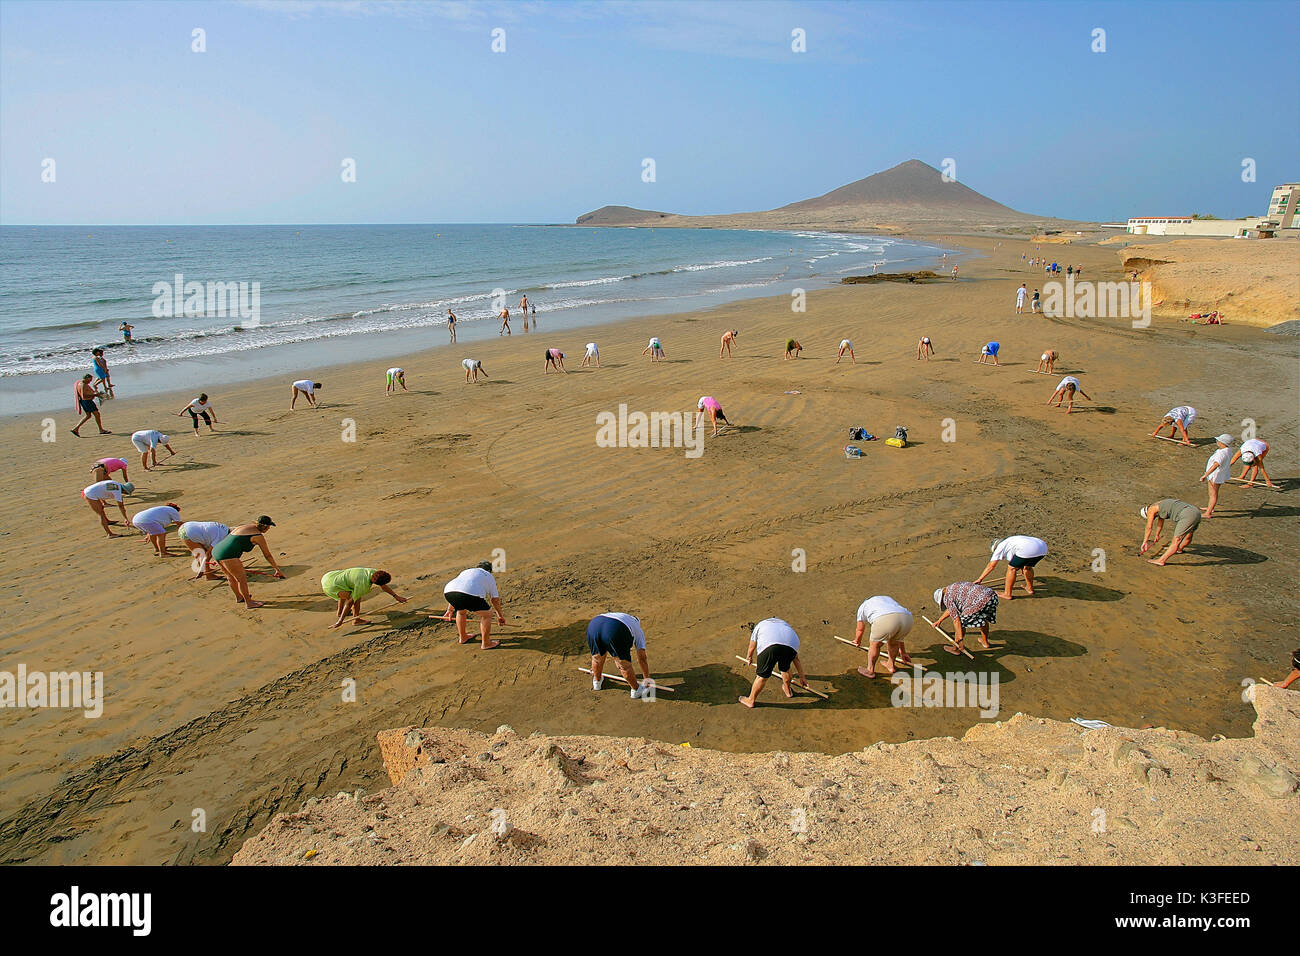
[{"left": 1, "top": 235, "right": 1296, "bottom": 864}]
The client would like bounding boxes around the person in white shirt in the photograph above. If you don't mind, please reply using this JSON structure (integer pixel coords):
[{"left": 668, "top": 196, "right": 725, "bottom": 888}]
[
  {"left": 130, "top": 429, "right": 176, "bottom": 471},
  {"left": 1036, "top": 349, "right": 1059, "bottom": 374},
  {"left": 433, "top": 561, "right": 505, "bottom": 649},
  {"left": 81, "top": 479, "right": 134, "bottom": 537},
  {"left": 290, "top": 379, "right": 321, "bottom": 409},
  {"left": 852, "top": 596, "right": 914, "bottom": 678},
  {"left": 131, "top": 503, "right": 182, "bottom": 557},
  {"left": 1016, "top": 284, "right": 1027, "bottom": 313},
  {"left": 1047, "top": 376, "right": 1092, "bottom": 414},
  {"left": 586, "top": 612, "right": 653, "bottom": 698},
  {"left": 1230, "top": 438, "right": 1276, "bottom": 488},
  {"left": 175, "top": 393, "right": 218, "bottom": 436},
  {"left": 836, "top": 339, "right": 856, "bottom": 364},
  {"left": 1199, "top": 435, "right": 1235, "bottom": 516},
  {"left": 974, "top": 535, "right": 1049, "bottom": 599},
  {"left": 739, "top": 618, "right": 808, "bottom": 707},
  {"left": 1151, "top": 405, "right": 1196, "bottom": 445},
  {"left": 462, "top": 358, "right": 488, "bottom": 383},
  {"left": 178, "top": 521, "right": 231, "bottom": 579},
  {"left": 385, "top": 368, "right": 407, "bottom": 394},
  {"left": 581, "top": 342, "right": 600, "bottom": 368}
]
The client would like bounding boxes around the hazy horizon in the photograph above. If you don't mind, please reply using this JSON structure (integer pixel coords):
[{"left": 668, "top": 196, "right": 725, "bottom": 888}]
[{"left": 3, "top": 0, "right": 1297, "bottom": 226}]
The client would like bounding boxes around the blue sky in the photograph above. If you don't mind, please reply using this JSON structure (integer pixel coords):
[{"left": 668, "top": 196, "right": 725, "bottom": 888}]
[{"left": 2, "top": 0, "right": 1296, "bottom": 224}]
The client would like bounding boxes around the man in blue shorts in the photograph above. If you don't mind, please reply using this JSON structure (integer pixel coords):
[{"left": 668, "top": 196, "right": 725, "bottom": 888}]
[{"left": 586, "top": 612, "right": 653, "bottom": 698}]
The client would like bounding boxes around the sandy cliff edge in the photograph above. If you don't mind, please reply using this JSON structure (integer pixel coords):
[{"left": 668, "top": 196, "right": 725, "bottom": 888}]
[{"left": 233, "top": 684, "right": 1299, "bottom": 866}]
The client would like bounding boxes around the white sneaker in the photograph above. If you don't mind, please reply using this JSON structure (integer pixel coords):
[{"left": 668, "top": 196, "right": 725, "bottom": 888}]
[{"left": 592, "top": 678, "right": 604, "bottom": 691}]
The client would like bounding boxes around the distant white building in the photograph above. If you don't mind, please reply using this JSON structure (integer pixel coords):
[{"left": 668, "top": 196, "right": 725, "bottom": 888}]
[{"left": 1126, "top": 182, "right": 1299, "bottom": 238}]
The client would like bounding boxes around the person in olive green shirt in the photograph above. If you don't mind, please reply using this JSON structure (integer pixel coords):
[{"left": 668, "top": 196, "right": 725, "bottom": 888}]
[{"left": 321, "top": 567, "right": 407, "bottom": 628}]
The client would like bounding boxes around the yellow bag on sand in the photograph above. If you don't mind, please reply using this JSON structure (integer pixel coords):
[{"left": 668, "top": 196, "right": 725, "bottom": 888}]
[{"left": 885, "top": 437, "right": 906, "bottom": 448}]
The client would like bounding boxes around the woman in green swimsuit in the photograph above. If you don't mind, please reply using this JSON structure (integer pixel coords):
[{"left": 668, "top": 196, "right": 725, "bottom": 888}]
[{"left": 212, "top": 516, "right": 284, "bottom": 608}]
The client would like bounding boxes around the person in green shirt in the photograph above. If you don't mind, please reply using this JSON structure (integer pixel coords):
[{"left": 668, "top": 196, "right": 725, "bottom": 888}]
[{"left": 321, "top": 567, "right": 407, "bottom": 628}]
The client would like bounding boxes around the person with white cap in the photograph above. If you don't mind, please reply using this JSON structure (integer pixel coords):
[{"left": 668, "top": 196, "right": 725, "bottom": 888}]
[
  {"left": 130, "top": 429, "right": 175, "bottom": 471},
  {"left": 973, "top": 535, "right": 1049, "bottom": 599},
  {"left": 931, "top": 582, "right": 999, "bottom": 654},
  {"left": 580, "top": 342, "right": 600, "bottom": 368},
  {"left": 434, "top": 561, "right": 505, "bottom": 649},
  {"left": 739, "top": 618, "right": 809, "bottom": 707},
  {"left": 1151, "top": 405, "right": 1197, "bottom": 445},
  {"left": 1199, "top": 434, "right": 1235, "bottom": 516},
  {"left": 1046, "top": 376, "right": 1091, "bottom": 414},
  {"left": 586, "top": 612, "right": 654, "bottom": 698},
  {"left": 1230, "top": 438, "right": 1276, "bottom": 489},
  {"left": 82, "top": 479, "right": 134, "bottom": 537},
  {"left": 1139, "top": 498, "right": 1200, "bottom": 566}
]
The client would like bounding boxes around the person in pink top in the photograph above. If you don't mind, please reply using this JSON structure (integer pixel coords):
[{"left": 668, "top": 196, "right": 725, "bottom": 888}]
[
  {"left": 543, "top": 348, "right": 567, "bottom": 373},
  {"left": 694, "top": 396, "right": 730, "bottom": 437},
  {"left": 93, "top": 457, "right": 130, "bottom": 482}
]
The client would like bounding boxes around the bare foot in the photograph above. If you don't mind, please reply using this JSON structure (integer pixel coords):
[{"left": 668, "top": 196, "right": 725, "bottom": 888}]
[
  {"left": 857, "top": 666, "right": 876, "bottom": 679},
  {"left": 943, "top": 645, "right": 961, "bottom": 655},
  {"left": 1147, "top": 558, "right": 1168, "bottom": 566},
  {"left": 782, "top": 681, "right": 794, "bottom": 698},
  {"left": 457, "top": 636, "right": 473, "bottom": 644},
  {"left": 246, "top": 600, "right": 266, "bottom": 609},
  {"left": 1001, "top": 592, "right": 1014, "bottom": 599},
  {"left": 351, "top": 618, "right": 372, "bottom": 626},
  {"left": 738, "top": 696, "right": 754, "bottom": 708},
  {"left": 481, "top": 640, "right": 501, "bottom": 650},
  {"left": 979, "top": 637, "right": 992, "bottom": 649}
]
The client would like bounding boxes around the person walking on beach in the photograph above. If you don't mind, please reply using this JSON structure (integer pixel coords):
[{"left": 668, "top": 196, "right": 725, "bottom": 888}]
[
  {"left": 178, "top": 520, "right": 230, "bottom": 579},
  {"left": 434, "top": 561, "right": 505, "bottom": 650},
  {"left": 1200, "top": 434, "right": 1235, "bottom": 517},
  {"left": 720, "top": 329, "right": 739, "bottom": 358},
  {"left": 973, "top": 536, "right": 1048, "bottom": 599},
  {"left": 836, "top": 339, "right": 857, "bottom": 364},
  {"left": 447, "top": 309, "right": 457, "bottom": 343},
  {"left": 543, "top": 348, "right": 567, "bottom": 373},
  {"left": 1037, "top": 349, "right": 1059, "bottom": 374},
  {"left": 463, "top": 358, "right": 488, "bottom": 383},
  {"left": 119, "top": 321, "right": 134, "bottom": 343},
  {"left": 1031, "top": 289, "right": 1041, "bottom": 313},
  {"left": 916, "top": 336, "right": 934, "bottom": 361},
  {"left": 386, "top": 368, "right": 408, "bottom": 395},
  {"left": 977, "top": 341, "right": 1000, "bottom": 366},
  {"left": 852, "top": 595, "right": 914, "bottom": 678},
  {"left": 581, "top": 342, "right": 600, "bottom": 368},
  {"left": 785, "top": 338, "right": 803, "bottom": 360},
  {"left": 739, "top": 618, "right": 809, "bottom": 707},
  {"left": 1151, "top": 405, "right": 1197, "bottom": 445},
  {"left": 1231, "top": 438, "right": 1276, "bottom": 488},
  {"left": 519, "top": 294, "right": 528, "bottom": 318},
  {"left": 92, "top": 349, "right": 114, "bottom": 398},
  {"left": 695, "top": 396, "right": 730, "bottom": 437},
  {"left": 1047, "top": 376, "right": 1091, "bottom": 414},
  {"left": 322, "top": 567, "right": 407, "bottom": 628},
  {"left": 1016, "top": 284, "right": 1027, "bottom": 313},
  {"left": 290, "top": 380, "right": 321, "bottom": 410},
  {"left": 932, "top": 582, "right": 999, "bottom": 654},
  {"left": 93, "top": 457, "right": 129, "bottom": 483},
  {"left": 1139, "top": 499, "right": 1201, "bottom": 566},
  {"left": 131, "top": 429, "right": 175, "bottom": 471},
  {"left": 642, "top": 336, "right": 665, "bottom": 362},
  {"left": 211, "top": 517, "right": 284, "bottom": 608},
  {"left": 82, "top": 479, "right": 133, "bottom": 537},
  {"left": 499, "top": 307, "right": 511, "bottom": 335},
  {"left": 72, "top": 375, "right": 111, "bottom": 437},
  {"left": 131, "top": 502, "right": 182, "bottom": 557},
  {"left": 176, "top": 393, "right": 218, "bottom": 435},
  {"left": 587, "top": 612, "right": 654, "bottom": 698},
  {"left": 951, "top": 265, "right": 958, "bottom": 281}
]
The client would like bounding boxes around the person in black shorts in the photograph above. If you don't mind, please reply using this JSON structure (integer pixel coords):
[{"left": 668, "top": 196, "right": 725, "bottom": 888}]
[
  {"left": 436, "top": 561, "right": 505, "bottom": 649},
  {"left": 586, "top": 612, "right": 653, "bottom": 698},
  {"left": 739, "top": 618, "right": 809, "bottom": 708}
]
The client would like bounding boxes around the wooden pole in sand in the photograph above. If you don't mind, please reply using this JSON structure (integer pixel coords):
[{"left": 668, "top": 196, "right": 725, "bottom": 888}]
[
  {"left": 577, "top": 667, "right": 675, "bottom": 692},
  {"left": 833, "top": 635, "right": 919, "bottom": 671},
  {"left": 1227, "top": 477, "right": 1283, "bottom": 492},
  {"left": 734, "top": 656, "right": 829, "bottom": 699},
  {"left": 1149, "top": 435, "right": 1193, "bottom": 445},
  {"left": 921, "top": 615, "right": 975, "bottom": 660}
]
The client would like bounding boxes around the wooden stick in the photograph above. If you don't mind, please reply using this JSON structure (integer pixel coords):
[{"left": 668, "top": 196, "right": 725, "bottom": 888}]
[
  {"left": 833, "top": 635, "right": 918, "bottom": 669},
  {"left": 578, "top": 666, "right": 675, "bottom": 692},
  {"left": 734, "top": 656, "right": 829, "bottom": 699},
  {"left": 921, "top": 615, "right": 975, "bottom": 660},
  {"left": 1227, "top": 477, "right": 1283, "bottom": 492},
  {"left": 1149, "top": 434, "right": 1192, "bottom": 445}
]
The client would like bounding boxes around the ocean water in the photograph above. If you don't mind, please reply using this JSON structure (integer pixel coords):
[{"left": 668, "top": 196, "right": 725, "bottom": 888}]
[{"left": 0, "top": 225, "right": 950, "bottom": 414}]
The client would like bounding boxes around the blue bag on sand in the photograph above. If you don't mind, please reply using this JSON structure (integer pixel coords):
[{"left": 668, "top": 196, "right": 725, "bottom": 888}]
[
  {"left": 844, "top": 444, "right": 864, "bottom": 459},
  {"left": 848, "top": 428, "right": 877, "bottom": 441}
]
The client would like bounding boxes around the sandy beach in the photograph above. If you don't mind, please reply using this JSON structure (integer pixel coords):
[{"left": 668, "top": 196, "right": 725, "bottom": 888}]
[{"left": 2, "top": 235, "right": 1297, "bottom": 865}]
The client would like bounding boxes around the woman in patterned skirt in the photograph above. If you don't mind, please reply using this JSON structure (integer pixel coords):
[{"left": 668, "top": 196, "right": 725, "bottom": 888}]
[{"left": 932, "top": 582, "right": 999, "bottom": 654}]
